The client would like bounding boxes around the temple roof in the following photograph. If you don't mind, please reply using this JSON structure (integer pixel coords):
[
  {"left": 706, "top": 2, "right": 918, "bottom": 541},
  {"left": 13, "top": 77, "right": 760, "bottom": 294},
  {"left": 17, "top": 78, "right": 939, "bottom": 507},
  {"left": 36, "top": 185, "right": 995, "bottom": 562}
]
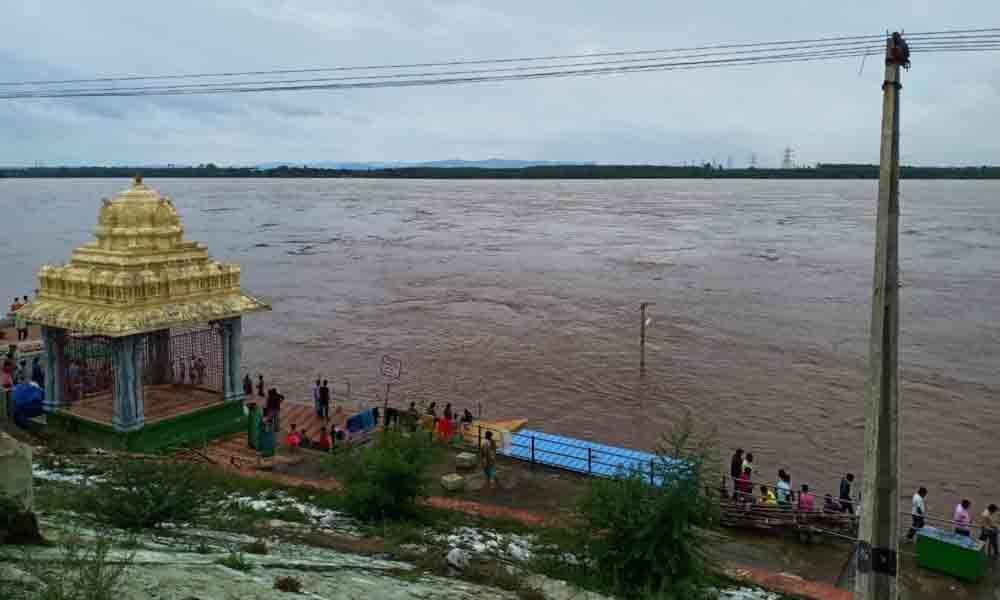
[{"left": 16, "top": 176, "right": 269, "bottom": 337}]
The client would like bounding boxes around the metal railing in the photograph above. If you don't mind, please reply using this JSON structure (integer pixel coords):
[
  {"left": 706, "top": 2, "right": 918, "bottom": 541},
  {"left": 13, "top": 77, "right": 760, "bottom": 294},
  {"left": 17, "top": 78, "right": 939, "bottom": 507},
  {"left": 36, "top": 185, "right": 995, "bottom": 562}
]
[{"left": 474, "top": 424, "right": 682, "bottom": 483}]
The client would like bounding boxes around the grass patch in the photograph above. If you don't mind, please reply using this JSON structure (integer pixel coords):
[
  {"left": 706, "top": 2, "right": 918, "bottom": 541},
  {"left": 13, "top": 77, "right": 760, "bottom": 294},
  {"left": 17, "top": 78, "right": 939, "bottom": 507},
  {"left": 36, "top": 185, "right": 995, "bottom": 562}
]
[
  {"left": 217, "top": 549, "right": 253, "bottom": 572},
  {"left": 18, "top": 528, "right": 135, "bottom": 600}
]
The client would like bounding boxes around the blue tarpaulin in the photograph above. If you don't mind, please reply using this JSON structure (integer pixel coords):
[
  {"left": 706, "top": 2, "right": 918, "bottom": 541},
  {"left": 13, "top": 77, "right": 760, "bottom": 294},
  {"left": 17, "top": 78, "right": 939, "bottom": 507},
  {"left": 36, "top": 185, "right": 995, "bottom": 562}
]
[
  {"left": 502, "top": 428, "right": 686, "bottom": 482},
  {"left": 12, "top": 382, "right": 44, "bottom": 428}
]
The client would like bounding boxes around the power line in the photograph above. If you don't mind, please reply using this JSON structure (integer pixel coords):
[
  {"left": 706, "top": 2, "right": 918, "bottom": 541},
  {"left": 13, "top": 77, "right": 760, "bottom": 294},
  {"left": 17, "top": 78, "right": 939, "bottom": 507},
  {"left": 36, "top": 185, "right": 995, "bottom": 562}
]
[
  {"left": 5, "top": 41, "right": 890, "bottom": 96},
  {"left": 2, "top": 27, "right": 997, "bottom": 88},
  {"left": 0, "top": 48, "right": 893, "bottom": 99},
  {"left": 0, "top": 32, "right": 893, "bottom": 87},
  {"left": 1, "top": 29, "right": 998, "bottom": 100}
]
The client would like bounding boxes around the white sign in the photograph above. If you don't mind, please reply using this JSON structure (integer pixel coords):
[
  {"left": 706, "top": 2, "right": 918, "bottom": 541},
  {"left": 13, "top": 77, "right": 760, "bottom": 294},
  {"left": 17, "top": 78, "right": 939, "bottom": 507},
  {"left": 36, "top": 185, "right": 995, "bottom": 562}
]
[{"left": 380, "top": 355, "right": 402, "bottom": 380}]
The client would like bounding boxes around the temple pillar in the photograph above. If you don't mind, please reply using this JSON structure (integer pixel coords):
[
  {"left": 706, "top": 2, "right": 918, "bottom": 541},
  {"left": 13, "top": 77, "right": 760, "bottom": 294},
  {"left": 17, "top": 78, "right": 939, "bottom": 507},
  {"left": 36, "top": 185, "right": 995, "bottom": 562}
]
[
  {"left": 40, "top": 326, "right": 66, "bottom": 412},
  {"left": 144, "top": 329, "right": 172, "bottom": 385},
  {"left": 111, "top": 335, "right": 145, "bottom": 432},
  {"left": 220, "top": 317, "right": 242, "bottom": 402}
]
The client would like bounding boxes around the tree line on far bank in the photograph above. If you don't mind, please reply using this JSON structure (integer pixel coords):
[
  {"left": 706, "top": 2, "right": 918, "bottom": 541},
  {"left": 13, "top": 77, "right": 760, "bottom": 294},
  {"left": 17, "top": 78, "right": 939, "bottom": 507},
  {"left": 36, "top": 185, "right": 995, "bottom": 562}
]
[{"left": 3, "top": 163, "right": 1000, "bottom": 179}]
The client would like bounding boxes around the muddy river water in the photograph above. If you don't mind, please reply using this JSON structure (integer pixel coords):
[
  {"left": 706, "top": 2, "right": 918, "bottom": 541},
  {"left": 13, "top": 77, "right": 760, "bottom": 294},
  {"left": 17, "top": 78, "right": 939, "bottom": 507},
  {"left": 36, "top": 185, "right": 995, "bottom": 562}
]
[{"left": 3, "top": 177, "right": 998, "bottom": 515}]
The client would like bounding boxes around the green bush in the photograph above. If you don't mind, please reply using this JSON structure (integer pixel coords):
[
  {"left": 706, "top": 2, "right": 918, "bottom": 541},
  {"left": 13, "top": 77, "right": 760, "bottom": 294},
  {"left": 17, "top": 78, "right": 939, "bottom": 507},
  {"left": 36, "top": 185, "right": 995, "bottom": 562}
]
[
  {"left": 334, "top": 431, "right": 443, "bottom": 521},
  {"left": 241, "top": 539, "right": 269, "bottom": 555},
  {"left": 217, "top": 549, "right": 253, "bottom": 572},
  {"left": 77, "top": 458, "right": 221, "bottom": 530},
  {"left": 552, "top": 414, "right": 719, "bottom": 599},
  {"left": 20, "top": 529, "right": 134, "bottom": 600},
  {"left": 274, "top": 576, "right": 303, "bottom": 593}
]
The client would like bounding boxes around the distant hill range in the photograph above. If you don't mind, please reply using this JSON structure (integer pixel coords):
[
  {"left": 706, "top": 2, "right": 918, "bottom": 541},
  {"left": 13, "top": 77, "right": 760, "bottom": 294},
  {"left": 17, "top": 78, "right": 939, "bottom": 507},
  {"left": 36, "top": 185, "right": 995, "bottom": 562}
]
[
  {"left": 254, "top": 159, "right": 595, "bottom": 170},
  {"left": 3, "top": 163, "right": 1000, "bottom": 179}
]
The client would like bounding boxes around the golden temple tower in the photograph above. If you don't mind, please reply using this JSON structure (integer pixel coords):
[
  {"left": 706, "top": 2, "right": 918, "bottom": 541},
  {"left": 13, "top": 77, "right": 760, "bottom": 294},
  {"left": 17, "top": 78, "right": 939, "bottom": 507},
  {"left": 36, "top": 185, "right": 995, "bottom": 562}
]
[{"left": 16, "top": 177, "right": 269, "bottom": 440}]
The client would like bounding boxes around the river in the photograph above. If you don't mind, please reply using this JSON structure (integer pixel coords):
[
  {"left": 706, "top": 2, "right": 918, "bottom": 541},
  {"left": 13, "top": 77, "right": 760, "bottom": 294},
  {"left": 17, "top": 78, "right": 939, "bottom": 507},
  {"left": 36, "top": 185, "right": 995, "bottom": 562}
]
[{"left": 3, "top": 177, "right": 999, "bottom": 514}]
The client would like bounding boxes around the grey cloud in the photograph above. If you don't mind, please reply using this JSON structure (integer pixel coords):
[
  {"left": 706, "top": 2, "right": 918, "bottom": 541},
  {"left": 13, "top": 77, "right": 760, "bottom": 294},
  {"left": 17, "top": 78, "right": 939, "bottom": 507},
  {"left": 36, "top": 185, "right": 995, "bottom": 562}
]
[{"left": 0, "top": 1, "right": 999, "bottom": 166}]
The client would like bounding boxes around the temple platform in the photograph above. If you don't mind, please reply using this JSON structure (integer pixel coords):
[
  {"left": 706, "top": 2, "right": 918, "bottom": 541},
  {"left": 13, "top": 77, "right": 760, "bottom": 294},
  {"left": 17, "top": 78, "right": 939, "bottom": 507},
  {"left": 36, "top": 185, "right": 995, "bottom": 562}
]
[
  {"left": 64, "top": 384, "right": 223, "bottom": 427},
  {"left": 48, "top": 384, "right": 247, "bottom": 453}
]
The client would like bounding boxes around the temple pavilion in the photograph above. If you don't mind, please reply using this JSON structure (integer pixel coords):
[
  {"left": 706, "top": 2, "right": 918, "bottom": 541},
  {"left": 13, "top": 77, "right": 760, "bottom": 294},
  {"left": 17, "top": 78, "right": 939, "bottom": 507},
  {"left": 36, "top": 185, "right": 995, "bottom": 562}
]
[{"left": 15, "top": 176, "right": 269, "bottom": 450}]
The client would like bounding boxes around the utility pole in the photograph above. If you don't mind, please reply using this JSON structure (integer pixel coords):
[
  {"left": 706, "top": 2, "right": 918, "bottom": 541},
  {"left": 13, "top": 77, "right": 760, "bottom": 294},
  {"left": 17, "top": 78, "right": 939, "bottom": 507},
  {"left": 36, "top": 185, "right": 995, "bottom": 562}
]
[
  {"left": 855, "top": 31, "right": 909, "bottom": 600},
  {"left": 639, "top": 302, "right": 653, "bottom": 372}
]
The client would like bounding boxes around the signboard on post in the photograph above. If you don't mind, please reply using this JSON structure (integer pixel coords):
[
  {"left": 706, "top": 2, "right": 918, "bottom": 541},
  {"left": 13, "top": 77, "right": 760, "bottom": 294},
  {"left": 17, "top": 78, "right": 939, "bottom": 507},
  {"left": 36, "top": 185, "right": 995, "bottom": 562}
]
[
  {"left": 379, "top": 355, "right": 403, "bottom": 425},
  {"left": 380, "top": 355, "right": 402, "bottom": 380}
]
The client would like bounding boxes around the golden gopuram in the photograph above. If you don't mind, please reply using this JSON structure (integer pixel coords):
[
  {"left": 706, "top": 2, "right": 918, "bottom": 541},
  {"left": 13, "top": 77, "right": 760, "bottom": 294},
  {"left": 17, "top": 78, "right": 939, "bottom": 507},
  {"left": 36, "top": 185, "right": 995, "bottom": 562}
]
[{"left": 15, "top": 176, "right": 269, "bottom": 446}]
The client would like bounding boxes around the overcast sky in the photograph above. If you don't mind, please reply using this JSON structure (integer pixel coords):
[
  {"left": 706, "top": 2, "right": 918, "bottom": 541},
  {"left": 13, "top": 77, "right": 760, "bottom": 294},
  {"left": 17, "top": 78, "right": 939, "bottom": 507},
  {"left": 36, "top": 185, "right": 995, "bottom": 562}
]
[{"left": 1, "top": 1, "right": 999, "bottom": 167}]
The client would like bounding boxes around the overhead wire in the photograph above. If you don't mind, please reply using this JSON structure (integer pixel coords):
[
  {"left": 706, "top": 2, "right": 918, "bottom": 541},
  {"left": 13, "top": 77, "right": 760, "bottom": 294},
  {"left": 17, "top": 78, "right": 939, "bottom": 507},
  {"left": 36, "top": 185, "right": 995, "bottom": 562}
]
[
  {"left": 0, "top": 51, "right": 889, "bottom": 99},
  {"left": 1, "top": 28, "right": 999, "bottom": 100},
  {"left": 3, "top": 27, "right": 998, "bottom": 88},
  {"left": 0, "top": 42, "right": 890, "bottom": 97},
  {"left": 0, "top": 32, "right": 893, "bottom": 87}
]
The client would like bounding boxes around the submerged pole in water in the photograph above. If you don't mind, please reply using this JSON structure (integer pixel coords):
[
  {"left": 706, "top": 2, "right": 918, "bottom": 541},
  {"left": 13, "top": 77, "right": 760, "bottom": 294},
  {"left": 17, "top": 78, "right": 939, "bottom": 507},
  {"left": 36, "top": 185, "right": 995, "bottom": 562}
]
[
  {"left": 639, "top": 302, "right": 653, "bottom": 372},
  {"left": 855, "top": 31, "right": 909, "bottom": 600}
]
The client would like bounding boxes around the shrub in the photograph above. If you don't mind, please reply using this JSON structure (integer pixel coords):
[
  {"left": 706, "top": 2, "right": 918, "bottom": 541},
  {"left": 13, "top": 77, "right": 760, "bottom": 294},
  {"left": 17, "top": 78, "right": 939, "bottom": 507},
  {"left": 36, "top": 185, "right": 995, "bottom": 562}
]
[
  {"left": 241, "top": 539, "right": 269, "bottom": 555},
  {"left": 1, "top": 493, "right": 44, "bottom": 545},
  {"left": 333, "top": 430, "right": 443, "bottom": 521},
  {"left": 20, "top": 529, "right": 134, "bottom": 600},
  {"left": 554, "top": 413, "right": 719, "bottom": 598},
  {"left": 274, "top": 576, "right": 303, "bottom": 593},
  {"left": 77, "top": 458, "right": 220, "bottom": 530},
  {"left": 217, "top": 550, "right": 253, "bottom": 572}
]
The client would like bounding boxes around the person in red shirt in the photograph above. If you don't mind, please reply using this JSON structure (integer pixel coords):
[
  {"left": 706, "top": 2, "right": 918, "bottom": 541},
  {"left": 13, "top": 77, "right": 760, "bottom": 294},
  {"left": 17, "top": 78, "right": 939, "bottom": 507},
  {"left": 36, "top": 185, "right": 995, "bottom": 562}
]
[
  {"left": 316, "top": 426, "right": 333, "bottom": 452},
  {"left": 436, "top": 414, "right": 453, "bottom": 442},
  {"left": 285, "top": 423, "right": 301, "bottom": 449}
]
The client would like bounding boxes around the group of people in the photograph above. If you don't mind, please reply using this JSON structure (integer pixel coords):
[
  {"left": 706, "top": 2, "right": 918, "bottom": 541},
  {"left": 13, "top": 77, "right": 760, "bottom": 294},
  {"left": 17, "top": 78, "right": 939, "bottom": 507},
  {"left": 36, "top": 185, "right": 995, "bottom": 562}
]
[
  {"left": 731, "top": 449, "right": 860, "bottom": 514},
  {"left": 241, "top": 373, "right": 500, "bottom": 490},
  {"left": 423, "top": 402, "right": 498, "bottom": 489},
  {"left": 730, "top": 448, "right": 1000, "bottom": 558},
  {"left": 731, "top": 450, "right": 834, "bottom": 513},
  {"left": 9, "top": 296, "right": 31, "bottom": 341},
  {"left": 419, "top": 401, "right": 475, "bottom": 442},
  {"left": 905, "top": 487, "right": 1000, "bottom": 557},
  {"left": 1, "top": 355, "right": 43, "bottom": 390},
  {"left": 284, "top": 422, "right": 343, "bottom": 452},
  {"left": 175, "top": 356, "right": 207, "bottom": 386},
  {"left": 243, "top": 373, "right": 288, "bottom": 429}
]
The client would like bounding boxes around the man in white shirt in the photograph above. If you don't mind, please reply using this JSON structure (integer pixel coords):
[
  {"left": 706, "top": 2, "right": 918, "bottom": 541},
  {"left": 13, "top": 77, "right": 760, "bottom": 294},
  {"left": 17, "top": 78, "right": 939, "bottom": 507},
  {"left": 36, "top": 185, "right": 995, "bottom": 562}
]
[{"left": 906, "top": 487, "right": 928, "bottom": 541}]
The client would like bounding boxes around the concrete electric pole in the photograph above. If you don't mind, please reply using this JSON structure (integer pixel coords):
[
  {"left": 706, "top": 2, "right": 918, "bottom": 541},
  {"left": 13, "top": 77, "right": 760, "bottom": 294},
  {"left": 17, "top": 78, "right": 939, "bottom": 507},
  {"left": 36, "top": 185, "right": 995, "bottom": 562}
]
[{"left": 854, "top": 31, "right": 909, "bottom": 600}]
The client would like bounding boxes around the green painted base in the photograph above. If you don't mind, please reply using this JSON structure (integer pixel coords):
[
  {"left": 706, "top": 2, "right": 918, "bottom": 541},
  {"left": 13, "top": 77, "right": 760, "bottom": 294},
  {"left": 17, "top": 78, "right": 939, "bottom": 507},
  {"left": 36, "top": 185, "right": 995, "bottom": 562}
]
[
  {"left": 915, "top": 530, "right": 986, "bottom": 582},
  {"left": 46, "top": 401, "right": 247, "bottom": 454}
]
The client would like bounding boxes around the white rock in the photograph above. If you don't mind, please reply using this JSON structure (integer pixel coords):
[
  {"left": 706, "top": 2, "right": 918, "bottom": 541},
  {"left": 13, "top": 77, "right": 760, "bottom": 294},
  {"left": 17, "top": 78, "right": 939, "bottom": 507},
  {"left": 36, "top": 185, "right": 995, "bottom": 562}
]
[
  {"left": 1, "top": 433, "right": 33, "bottom": 510},
  {"left": 717, "top": 586, "right": 782, "bottom": 600},
  {"left": 441, "top": 473, "right": 465, "bottom": 491},
  {"left": 507, "top": 542, "right": 532, "bottom": 562},
  {"left": 455, "top": 452, "right": 478, "bottom": 470},
  {"left": 446, "top": 547, "right": 470, "bottom": 570}
]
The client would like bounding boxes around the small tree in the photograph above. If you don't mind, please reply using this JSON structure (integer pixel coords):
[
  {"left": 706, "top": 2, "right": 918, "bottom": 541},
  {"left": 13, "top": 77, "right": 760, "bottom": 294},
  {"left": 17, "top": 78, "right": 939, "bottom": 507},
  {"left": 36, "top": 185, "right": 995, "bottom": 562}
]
[
  {"left": 79, "top": 458, "right": 219, "bottom": 530},
  {"left": 334, "top": 430, "right": 442, "bottom": 521},
  {"left": 566, "top": 413, "right": 719, "bottom": 598}
]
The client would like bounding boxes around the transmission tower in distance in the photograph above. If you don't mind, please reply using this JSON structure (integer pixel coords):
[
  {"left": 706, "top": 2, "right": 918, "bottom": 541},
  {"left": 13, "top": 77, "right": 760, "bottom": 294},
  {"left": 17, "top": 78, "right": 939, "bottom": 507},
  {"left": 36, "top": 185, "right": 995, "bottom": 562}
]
[
  {"left": 782, "top": 146, "right": 795, "bottom": 169},
  {"left": 749, "top": 153, "right": 757, "bottom": 169}
]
